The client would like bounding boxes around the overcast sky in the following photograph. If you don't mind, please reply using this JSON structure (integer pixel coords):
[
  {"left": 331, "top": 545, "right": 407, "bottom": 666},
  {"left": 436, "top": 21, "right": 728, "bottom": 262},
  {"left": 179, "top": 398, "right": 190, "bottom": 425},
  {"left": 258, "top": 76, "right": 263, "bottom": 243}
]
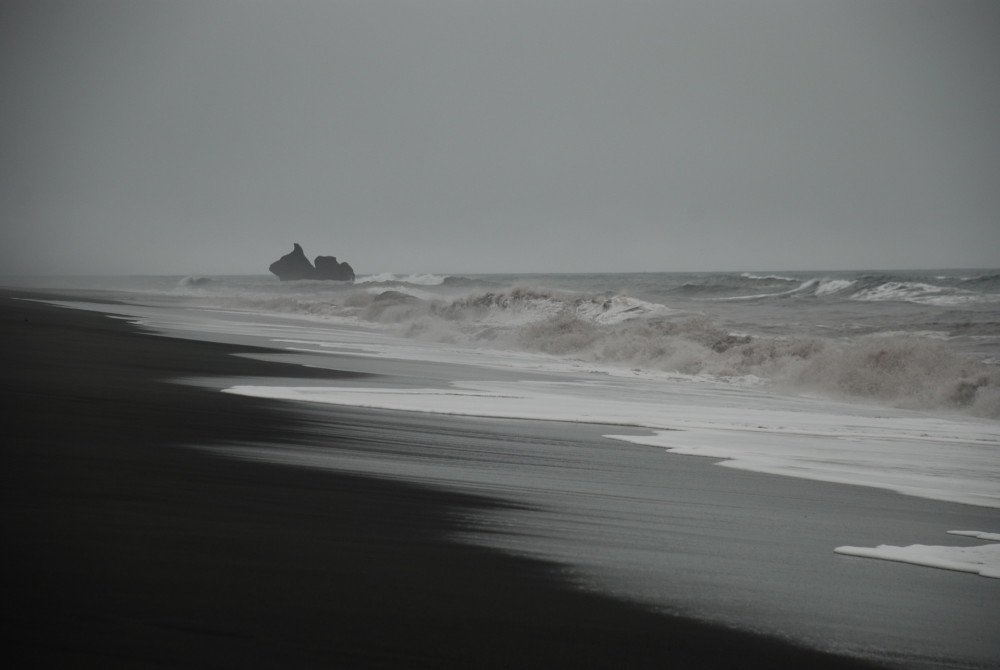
[{"left": 2, "top": 0, "right": 998, "bottom": 276}]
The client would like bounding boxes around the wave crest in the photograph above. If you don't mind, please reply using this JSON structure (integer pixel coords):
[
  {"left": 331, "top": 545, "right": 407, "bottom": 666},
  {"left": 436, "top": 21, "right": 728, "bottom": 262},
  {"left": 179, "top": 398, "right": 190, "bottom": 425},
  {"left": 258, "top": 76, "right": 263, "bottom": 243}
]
[
  {"left": 176, "top": 276, "right": 220, "bottom": 288},
  {"left": 505, "top": 311, "right": 999, "bottom": 417},
  {"left": 791, "top": 337, "right": 1000, "bottom": 417},
  {"left": 358, "top": 272, "right": 449, "bottom": 286}
]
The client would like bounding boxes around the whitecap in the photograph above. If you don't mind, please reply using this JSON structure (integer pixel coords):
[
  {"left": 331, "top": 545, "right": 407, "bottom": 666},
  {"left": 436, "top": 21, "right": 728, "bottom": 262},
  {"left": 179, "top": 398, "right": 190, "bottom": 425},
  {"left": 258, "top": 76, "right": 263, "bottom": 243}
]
[
  {"left": 740, "top": 272, "right": 798, "bottom": 282},
  {"left": 814, "top": 279, "right": 855, "bottom": 296},
  {"left": 358, "top": 272, "right": 447, "bottom": 286}
]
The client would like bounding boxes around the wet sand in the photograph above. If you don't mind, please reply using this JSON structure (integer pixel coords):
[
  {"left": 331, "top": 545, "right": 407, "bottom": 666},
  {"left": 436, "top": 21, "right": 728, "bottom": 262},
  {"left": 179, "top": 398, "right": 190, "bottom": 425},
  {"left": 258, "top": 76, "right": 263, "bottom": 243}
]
[{"left": 0, "top": 290, "right": 906, "bottom": 668}]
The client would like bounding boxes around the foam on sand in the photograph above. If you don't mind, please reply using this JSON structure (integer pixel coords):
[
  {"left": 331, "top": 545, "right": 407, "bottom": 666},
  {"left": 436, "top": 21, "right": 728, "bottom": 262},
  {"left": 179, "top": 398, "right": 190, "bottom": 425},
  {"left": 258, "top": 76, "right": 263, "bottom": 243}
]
[
  {"left": 224, "top": 374, "right": 1000, "bottom": 510},
  {"left": 835, "top": 531, "right": 1000, "bottom": 578}
]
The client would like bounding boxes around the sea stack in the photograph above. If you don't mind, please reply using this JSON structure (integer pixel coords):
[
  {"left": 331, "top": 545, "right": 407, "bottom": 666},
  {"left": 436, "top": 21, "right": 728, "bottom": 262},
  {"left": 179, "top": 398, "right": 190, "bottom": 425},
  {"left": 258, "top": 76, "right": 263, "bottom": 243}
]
[
  {"left": 269, "top": 243, "right": 355, "bottom": 281},
  {"left": 315, "top": 255, "right": 355, "bottom": 281}
]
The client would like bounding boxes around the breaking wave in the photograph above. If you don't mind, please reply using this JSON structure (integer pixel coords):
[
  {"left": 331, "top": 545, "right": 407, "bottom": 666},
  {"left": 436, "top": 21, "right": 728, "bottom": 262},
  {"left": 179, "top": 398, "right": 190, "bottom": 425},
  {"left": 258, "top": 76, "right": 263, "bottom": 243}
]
[
  {"left": 344, "top": 287, "right": 675, "bottom": 336},
  {"left": 336, "top": 286, "right": 1000, "bottom": 418},
  {"left": 508, "top": 310, "right": 998, "bottom": 418},
  {"left": 155, "top": 269, "right": 1000, "bottom": 418}
]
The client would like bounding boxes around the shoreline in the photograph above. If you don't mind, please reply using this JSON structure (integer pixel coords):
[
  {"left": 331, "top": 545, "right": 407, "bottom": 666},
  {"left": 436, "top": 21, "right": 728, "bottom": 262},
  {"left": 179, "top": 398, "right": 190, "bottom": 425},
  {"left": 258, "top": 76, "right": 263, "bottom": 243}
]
[{"left": 0, "top": 289, "right": 887, "bottom": 668}]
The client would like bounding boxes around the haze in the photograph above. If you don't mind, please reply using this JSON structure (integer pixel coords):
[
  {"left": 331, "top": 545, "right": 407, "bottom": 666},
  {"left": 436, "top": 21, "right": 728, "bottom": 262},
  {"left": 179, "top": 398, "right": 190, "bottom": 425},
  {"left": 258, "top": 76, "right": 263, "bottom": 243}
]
[{"left": 2, "top": 1, "right": 998, "bottom": 276}]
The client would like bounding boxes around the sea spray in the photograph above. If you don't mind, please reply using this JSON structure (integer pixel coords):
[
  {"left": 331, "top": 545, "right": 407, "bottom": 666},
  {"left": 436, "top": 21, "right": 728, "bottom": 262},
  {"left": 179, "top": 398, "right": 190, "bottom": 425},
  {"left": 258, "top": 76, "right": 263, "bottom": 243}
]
[
  {"left": 790, "top": 337, "right": 1000, "bottom": 417},
  {"left": 516, "top": 311, "right": 999, "bottom": 416},
  {"left": 345, "top": 287, "right": 1000, "bottom": 417}
]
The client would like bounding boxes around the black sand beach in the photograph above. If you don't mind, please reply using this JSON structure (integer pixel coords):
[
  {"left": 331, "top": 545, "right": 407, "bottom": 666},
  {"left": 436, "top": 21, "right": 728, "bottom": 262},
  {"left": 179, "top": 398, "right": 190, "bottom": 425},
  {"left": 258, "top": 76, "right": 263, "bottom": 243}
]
[{"left": 2, "top": 290, "right": 890, "bottom": 668}]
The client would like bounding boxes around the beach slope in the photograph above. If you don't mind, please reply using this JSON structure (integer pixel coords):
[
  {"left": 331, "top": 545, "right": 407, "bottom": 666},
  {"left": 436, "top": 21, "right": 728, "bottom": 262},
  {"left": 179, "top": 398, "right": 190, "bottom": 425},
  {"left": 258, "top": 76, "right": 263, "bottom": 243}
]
[{"left": 1, "top": 291, "right": 882, "bottom": 668}]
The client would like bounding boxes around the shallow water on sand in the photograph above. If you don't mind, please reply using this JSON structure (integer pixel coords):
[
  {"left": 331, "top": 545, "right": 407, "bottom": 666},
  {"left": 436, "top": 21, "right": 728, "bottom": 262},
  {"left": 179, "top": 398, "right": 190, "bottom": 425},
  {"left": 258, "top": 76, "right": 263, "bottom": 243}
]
[{"left": 217, "top": 407, "right": 1000, "bottom": 669}]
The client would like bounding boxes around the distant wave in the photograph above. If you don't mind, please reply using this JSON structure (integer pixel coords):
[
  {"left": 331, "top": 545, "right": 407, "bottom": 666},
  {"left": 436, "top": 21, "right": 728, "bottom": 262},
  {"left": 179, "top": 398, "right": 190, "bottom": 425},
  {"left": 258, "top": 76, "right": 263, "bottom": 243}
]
[
  {"left": 831, "top": 274, "right": 998, "bottom": 306},
  {"left": 961, "top": 272, "right": 1000, "bottom": 287},
  {"left": 175, "top": 270, "right": 998, "bottom": 308},
  {"left": 740, "top": 272, "right": 798, "bottom": 282},
  {"left": 355, "top": 273, "right": 497, "bottom": 291},
  {"left": 357, "top": 272, "right": 449, "bottom": 286},
  {"left": 708, "top": 278, "right": 846, "bottom": 301},
  {"left": 176, "top": 276, "right": 221, "bottom": 289},
  {"left": 683, "top": 273, "right": 999, "bottom": 306},
  {"left": 674, "top": 273, "right": 798, "bottom": 297},
  {"left": 440, "top": 275, "right": 498, "bottom": 288},
  {"left": 849, "top": 280, "right": 997, "bottom": 306}
]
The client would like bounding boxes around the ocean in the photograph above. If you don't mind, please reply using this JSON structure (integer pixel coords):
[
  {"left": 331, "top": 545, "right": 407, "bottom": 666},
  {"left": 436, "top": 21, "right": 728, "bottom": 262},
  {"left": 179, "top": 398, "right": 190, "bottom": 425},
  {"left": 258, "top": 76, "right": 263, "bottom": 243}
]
[
  {"left": 10, "top": 268, "right": 1000, "bottom": 666},
  {"left": 18, "top": 268, "right": 1000, "bottom": 484},
  {"left": 25, "top": 267, "right": 1000, "bottom": 414},
  {"left": 15, "top": 267, "right": 999, "bottom": 487}
]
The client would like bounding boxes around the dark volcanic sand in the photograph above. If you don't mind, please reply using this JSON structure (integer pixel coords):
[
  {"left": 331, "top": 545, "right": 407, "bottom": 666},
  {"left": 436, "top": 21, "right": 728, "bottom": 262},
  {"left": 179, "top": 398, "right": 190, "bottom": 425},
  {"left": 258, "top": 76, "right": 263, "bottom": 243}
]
[{"left": 1, "top": 291, "right": 884, "bottom": 669}]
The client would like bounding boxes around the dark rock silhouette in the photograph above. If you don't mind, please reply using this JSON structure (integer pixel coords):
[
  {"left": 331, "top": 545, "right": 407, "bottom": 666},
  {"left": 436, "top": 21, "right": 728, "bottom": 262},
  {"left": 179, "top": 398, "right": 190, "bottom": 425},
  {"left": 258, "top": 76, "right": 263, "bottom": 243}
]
[
  {"left": 269, "top": 243, "right": 315, "bottom": 280},
  {"left": 269, "top": 244, "right": 355, "bottom": 281},
  {"left": 315, "top": 255, "right": 355, "bottom": 281}
]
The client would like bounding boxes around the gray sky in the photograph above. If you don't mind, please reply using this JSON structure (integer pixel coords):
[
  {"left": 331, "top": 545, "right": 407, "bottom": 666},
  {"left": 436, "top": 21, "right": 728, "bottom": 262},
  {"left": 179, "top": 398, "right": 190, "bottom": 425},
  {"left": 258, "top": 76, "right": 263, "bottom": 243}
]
[{"left": 2, "top": 0, "right": 998, "bottom": 275}]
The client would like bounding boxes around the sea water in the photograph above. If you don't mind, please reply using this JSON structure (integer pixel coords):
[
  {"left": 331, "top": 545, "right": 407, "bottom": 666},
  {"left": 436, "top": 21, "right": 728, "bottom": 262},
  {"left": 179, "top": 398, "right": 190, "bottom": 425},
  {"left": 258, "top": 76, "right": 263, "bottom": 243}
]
[
  {"left": 12, "top": 269, "right": 1000, "bottom": 577},
  {"left": 32, "top": 268, "right": 1000, "bottom": 410}
]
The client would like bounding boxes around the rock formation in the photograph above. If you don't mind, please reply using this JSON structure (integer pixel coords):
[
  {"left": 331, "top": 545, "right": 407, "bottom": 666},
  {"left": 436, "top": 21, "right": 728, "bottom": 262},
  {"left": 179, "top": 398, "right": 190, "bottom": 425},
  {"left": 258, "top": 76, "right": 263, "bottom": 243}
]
[
  {"left": 314, "top": 255, "right": 355, "bottom": 281},
  {"left": 268, "top": 243, "right": 315, "bottom": 280},
  {"left": 269, "top": 243, "right": 355, "bottom": 281}
]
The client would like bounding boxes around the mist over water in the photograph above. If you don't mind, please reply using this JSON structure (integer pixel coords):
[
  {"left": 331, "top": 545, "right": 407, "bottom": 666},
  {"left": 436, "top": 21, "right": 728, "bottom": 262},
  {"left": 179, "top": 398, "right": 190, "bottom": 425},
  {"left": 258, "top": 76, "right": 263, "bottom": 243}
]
[{"left": 38, "top": 268, "right": 999, "bottom": 419}]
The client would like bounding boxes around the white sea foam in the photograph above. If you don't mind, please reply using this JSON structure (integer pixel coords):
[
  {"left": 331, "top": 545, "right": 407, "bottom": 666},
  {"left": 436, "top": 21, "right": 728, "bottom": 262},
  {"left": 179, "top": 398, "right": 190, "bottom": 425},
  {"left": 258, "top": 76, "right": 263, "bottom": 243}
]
[
  {"left": 572, "top": 294, "right": 675, "bottom": 325},
  {"left": 814, "top": 278, "right": 856, "bottom": 296},
  {"left": 740, "top": 272, "right": 797, "bottom": 282},
  {"left": 358, "top": 272, "right": 448, "bottom": 286},
  {"left": 224, "top": 371, "right": 1000, "bottom": 509},
  {"left": 835, "top": 531, "right": 1000, "bottom": 578},
  {"left": 852, "top": 281, "right": 943, "bottom": 302},
  {"left": 850, "top": 281, "right": 997, "bottom": 306}
]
